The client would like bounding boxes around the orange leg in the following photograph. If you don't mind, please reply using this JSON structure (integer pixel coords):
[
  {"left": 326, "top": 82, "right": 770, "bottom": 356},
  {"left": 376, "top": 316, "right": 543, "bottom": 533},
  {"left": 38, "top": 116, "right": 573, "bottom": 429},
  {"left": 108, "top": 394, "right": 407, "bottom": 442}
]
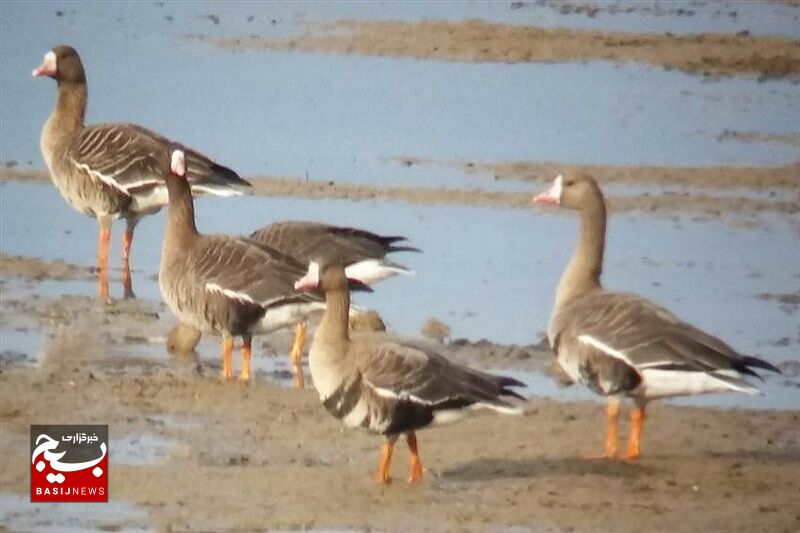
[
  {"left": 240, "top": 334, "right": 252, "bottom": 383},
  {"left": 582, "top": 398, "right": 619, "bottom": 460},
  {"left": 289, "top": 322, "right": 307, "bottom": 389},
  {"left": 406, "top": 432, "right": 423, "bottom": 484},
  {"left": 121, "top": 228, "right": 135, "bottom": 299},
  {"left": 221, "top": 336, "right": 234, "bottom": 381},
  {"left": 625, "top": 406, "right": 646, "bottom": 460},
  {"left": 97, "top": 227, "right": 111, "bottom": 303},
  {"left": 376, "top": 439, "right": 395, "bottom": 484},
  {"left": 604, "top": 399, "right": 620, "bottom": 459}
]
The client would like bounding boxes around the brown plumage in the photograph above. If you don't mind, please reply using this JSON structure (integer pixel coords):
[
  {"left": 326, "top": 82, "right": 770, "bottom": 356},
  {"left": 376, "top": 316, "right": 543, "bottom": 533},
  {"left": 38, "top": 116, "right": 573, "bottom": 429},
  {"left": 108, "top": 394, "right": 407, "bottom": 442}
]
[
  {"left": 34, "top": 45, "right": 250, "bottom": 301},
  {"left": 295, "top": 262, "right": 524, "bottom": 484},
  {"left": 534, "top": 173, "right": 780, "bottom": 459},
  {"left": 168, "top": 220, "right": 418, "bottom": 386},
  {"left": 159, "top": 148, "right": 321, "bottom": 382},
  {"left": 251, "top": 221, "right": 417, "bottom": 277}
]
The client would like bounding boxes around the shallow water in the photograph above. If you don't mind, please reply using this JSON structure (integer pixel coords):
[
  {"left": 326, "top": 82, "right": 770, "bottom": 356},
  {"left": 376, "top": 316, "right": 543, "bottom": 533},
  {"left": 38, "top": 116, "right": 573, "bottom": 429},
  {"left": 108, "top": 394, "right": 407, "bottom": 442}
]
[
  {"left": 0, "top": 493, "right": 153, "bottom": 532},
  {"left": 3, "top": 181, "right": 798, "bottom": 353},
  {"left": 2, "top": 180, "right": 798, "bottom": 409}
]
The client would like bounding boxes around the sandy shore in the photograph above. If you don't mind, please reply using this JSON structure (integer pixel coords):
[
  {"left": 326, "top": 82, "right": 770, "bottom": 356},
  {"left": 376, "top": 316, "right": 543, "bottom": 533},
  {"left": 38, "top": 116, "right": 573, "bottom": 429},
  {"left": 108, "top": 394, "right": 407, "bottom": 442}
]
[
  {"left": 2, "top": 165, "right": 798, "bottom": 224},
  {"left": 0, "top": 253, "right": 95, "bottom": 282},
  {"left": 189, "top": 18, "right": 800, "bottom": 80},
  {"left": 393, "top": 157, "right": 800, "bottom": 190}
]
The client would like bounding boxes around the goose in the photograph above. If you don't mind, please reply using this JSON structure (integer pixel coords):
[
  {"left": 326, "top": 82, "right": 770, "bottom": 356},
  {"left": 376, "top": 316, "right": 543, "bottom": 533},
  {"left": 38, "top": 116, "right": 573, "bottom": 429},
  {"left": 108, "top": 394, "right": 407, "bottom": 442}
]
[
  {"left": 33, "top": 45, "right": 250, "bottom": 301},
  {"left": 295, "top": 261, "right": 525, "bottom": 484},
  {"left": 160, "top": 147, "right": 322, "bottom": 382},
  {"left": 169, "top": 222, "right": 418, "bottom": 387},
  {"left": 533, "top": 173, "right": 781, "bottom": 459}
]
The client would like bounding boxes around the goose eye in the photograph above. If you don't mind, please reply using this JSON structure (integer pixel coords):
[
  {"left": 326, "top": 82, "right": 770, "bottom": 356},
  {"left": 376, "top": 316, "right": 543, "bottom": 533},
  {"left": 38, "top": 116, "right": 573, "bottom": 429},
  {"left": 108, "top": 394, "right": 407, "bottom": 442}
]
[{"left": 565, "top": 180, "right": 575, "bottom": 187}]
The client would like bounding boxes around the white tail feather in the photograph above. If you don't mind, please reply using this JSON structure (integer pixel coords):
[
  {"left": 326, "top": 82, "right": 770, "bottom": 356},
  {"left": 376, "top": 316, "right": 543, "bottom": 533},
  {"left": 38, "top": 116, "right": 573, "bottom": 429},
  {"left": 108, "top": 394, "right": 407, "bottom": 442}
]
[
  {"left": 345, "top": 259, "right": 412, "bottom": 285},
  {"left": 191, "top": 184, "right": 245, "bottom": 197},
  {"left": 640, "top": 369, "right": 761, "bottom": 399}
]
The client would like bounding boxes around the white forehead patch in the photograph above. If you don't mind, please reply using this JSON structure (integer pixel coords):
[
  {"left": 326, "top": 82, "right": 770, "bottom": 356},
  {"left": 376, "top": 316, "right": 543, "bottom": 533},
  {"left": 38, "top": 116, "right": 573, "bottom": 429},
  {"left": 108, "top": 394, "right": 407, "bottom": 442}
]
[
  {"left": 552, "top": 174, "right": 563, "bottom": 199},
  {"left": 170, "top": 149, "right": 186, "bottom": 176},
  {"left": 307, "top": 261, "right": 320, "bottom": 281}
]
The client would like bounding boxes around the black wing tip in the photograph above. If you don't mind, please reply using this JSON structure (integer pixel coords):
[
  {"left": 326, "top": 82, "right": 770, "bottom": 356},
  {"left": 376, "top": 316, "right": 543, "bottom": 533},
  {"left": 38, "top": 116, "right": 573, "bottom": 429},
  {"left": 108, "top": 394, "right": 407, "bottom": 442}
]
[
  {"left": 499, "top": 375, "right": 526, "bottom": 388},
  {"left": 349, "top": 279, "right": 374, "bottom": 293},
  {"left": 501, "top": 388, "right": 527, "bottom": 402},
  {"left": 380, "top": 236, "right": 421, "bottom": 254},
  {"left": 742, "top": 356, "right": 782, "bottom": 375},
  {"left": 387, "top": 245, "right": 421, "bottom": 254},
  {"left": 497, "top": 375, "right": 526, "bottom": 401},
  {"left": 211, "top": 162, "right": 252, "bottom": 188}
]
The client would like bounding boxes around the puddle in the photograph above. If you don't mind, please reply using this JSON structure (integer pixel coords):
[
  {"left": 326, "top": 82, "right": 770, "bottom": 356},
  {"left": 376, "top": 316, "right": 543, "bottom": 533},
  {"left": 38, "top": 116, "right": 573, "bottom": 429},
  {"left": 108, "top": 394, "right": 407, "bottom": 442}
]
[
  {"left": 0, "top": 328, "right": 39, "bottom": 367},
  {"left": 0, "top": 493, "right": 153, "bottom": 532}
]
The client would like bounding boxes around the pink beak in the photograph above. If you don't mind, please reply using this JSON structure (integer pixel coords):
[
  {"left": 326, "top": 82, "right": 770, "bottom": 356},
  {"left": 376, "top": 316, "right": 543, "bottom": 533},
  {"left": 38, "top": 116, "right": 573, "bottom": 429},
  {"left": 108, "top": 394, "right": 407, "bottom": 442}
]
[
  {"left": 32, "top": 52, "right": 56, "bottom": 78},
  {"left": 294, "top": 268, "right": 319, "bottom": 291},
  {"left": 532, "top": 175, "right": 563, "bottom": 206},
  {"left": 32, "top": 64, "right": 54, "bottom": 78}
]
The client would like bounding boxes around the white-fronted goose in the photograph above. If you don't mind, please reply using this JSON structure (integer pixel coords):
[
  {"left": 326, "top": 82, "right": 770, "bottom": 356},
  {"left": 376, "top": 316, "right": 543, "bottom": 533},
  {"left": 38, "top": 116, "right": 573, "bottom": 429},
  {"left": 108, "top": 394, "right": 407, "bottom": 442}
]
[
  {"left": 251, "top": 222, "right": 417, "bottom": 387},
  {"left": 295, "top": 262, "right": 525, "bottom": 484},
  {"left": 33, "top": 45, "right": 250, "bottom": 301},
  {"left": 168, "top": 222, "right": 418, "bottom": 387},
  {"left": 160, "top": 147, "right": 322, "bottom": 382},
  {"left": 533, "top": 173, "right": 781, "bottom": 459}
]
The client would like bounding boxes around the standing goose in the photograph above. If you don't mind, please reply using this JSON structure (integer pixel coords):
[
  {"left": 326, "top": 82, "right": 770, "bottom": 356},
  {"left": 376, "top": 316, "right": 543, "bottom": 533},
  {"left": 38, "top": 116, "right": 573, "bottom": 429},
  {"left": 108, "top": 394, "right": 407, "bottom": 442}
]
[
  {"left": 160, "top": 147, "right": 322, "bottom": 382},
  {"left": 167, "top": 222, "right": 418, "bottom": 387},
  {"left": 533, "top": 173, "right": 780, "bottom": 459},
  {"left": 295, "top": 261, "right": 525, "bottom": 484},
  {"left": 33, "top": 45, "right": 250, "bottom": 300},
  {"left": 255, "top": 222, "right": 417, "bottom": 387}
]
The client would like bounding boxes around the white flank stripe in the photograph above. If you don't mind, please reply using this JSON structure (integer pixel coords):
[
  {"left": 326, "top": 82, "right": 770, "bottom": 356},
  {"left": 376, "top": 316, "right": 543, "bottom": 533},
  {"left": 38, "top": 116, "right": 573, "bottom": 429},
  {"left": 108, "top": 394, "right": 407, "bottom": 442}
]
[
  {"left": 121, "top": 178, "right": 160, "bottom": 191},
  {"left": 364, "top": 378, "right": 437, "bottom": 406},
  {"left": 72, "top": 160, "right": 130, "bottom": 196},
  {"left": 343, "top": 398, "right": 369, "bottom": 428},
  {"left": 205, "top": 283, "right": 257, "bottom": 305},
  {"left": 432, "top": 409, "right": 467, "bottom": 425},
  {"left": 256, "top": 301, "right": 326, "bottom": 334},
  {"left": 473, "top": 402, "right": 524, "bottom": 415},
  {"left": 578, "top": 334, "right": 635, "bottom": 367},
  {"left": 129, "top": 187, "right": 169, "bottom": 213},
  {"left": 637, "top": 360, "right": 681, "bottom": 369}
]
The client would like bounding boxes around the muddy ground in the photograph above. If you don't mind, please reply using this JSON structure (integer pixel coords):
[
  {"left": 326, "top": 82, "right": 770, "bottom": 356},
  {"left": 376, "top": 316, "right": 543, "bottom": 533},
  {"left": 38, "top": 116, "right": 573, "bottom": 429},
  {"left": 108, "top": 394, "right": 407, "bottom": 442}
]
[
  {"left": 1, "top": 256, "right": 799, "bottom": 532},
  {"left": 189, "top": 18, "right": 800, "bottom": 80}
]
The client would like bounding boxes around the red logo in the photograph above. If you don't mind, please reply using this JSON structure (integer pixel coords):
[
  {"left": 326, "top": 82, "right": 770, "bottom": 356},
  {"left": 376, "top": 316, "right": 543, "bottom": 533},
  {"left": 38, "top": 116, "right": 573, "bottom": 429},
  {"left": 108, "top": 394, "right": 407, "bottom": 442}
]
[{"left": 30, "top": 425, "right": 108, "bottom": 502}]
